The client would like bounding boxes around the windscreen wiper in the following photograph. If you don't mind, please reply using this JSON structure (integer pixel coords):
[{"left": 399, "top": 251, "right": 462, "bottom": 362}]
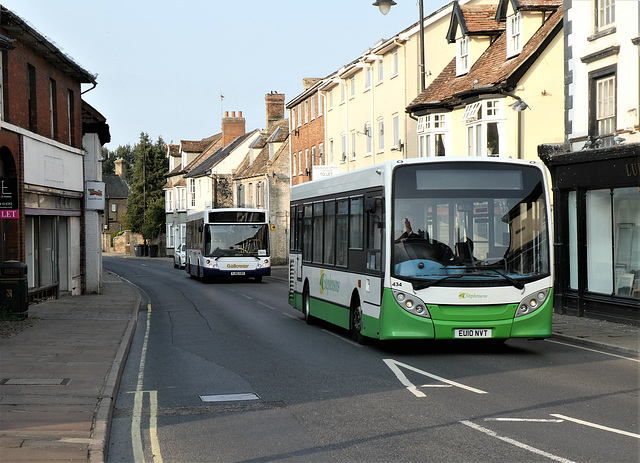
[
  {"left": 412, "top": 274, "right": 463, "bottom": 290},
  {"left": 483, "top": 269, "right": 525, "bottom": 290}
]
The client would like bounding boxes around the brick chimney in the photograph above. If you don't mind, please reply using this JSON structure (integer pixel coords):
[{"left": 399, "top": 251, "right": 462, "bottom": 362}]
[
  {"left": 303, "top": 78, "right": 322, "bottom": 91},
  {"left": 265, "top": 92, "right": 285, "bottom": 129},
  {"left": 222, "top": 110, "right": 246, "bottom": 146},
  {"left": 115, "top": 158, "right": 126, "bottom": 181}
]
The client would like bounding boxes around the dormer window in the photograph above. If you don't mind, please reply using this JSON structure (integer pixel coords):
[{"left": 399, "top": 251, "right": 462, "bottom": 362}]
[
  {"left": 456, "top": 36, "right": 470, "bottom": 75},
  {"left": 507, "top": 12, "right": 522, "bottom": 57}
]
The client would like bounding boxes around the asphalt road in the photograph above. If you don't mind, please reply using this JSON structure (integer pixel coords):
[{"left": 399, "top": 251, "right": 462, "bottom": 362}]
[{"left": 104, "top": 256, "right": 639, "bottom": 463}]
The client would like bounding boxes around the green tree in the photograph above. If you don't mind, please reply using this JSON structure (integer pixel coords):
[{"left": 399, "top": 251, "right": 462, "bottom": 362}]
[
  {"left": 126, "top": 133, "right": 168, "bottom": 239},
  {"left": 102, "top": 147, "right": 115, "bottom": 175}
]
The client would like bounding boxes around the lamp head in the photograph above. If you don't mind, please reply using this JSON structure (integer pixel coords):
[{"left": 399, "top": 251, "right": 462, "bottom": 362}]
[{"left": 373, "top": 0, "right": 397, "bottom": 15}]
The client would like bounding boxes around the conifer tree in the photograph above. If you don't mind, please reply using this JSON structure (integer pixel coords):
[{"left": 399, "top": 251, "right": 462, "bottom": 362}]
[{"left": 126, "top": 133, "right": 168, "bottom": 239}]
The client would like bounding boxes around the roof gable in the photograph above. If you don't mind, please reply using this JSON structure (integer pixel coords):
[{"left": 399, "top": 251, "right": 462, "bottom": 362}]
[{"left": 409, "top": 3, "right": 563, "bottom": 112}]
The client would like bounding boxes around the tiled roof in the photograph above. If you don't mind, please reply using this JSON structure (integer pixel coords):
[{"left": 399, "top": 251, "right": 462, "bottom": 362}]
[
  {"left": 103, "top": 175, "right": 129, "bottom": 199},
  {"left": 408, "top": 3, "right": 563, "bottom": 112},
  {"left": 184, "top": 130, "right": 259, "bottom": 178},
  {"left": 463, "top": 5, "right": 503, "bottom": 35},
  {"left": 235, "top": 120, "right": 289, "bottom": 180},
  {"left": 180, "top": 133, "right": 221, "bottom": 153},
  {"left": 235, "top": 138, "right": 290, "bottom": 180},
  {"left": 167, "top": 144, "right": 180, "bottom": 157},
  {"left": 174, "top": 178, "right": 186, "bottom": 188}
]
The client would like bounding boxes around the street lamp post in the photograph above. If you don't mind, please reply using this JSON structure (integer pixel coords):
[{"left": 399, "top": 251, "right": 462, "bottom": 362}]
[{"left": 373, "top": 0, "right": 426, "bottom": 91}]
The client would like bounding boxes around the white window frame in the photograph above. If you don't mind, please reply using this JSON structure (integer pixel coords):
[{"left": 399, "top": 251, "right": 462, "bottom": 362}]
[
  {"left": 596, "top": 74, "right": 616, "bottom": 142},
  {"left": 297, "top": 105, "right": 302, "bottom": 127},
  {"left": 365, "top": 122, "right": 372, "bottom": 155},
  {"left": 310, "top": 96, "right": 316, "bottom": 121},
  {"left": 507, "top": 12, "right": 522, "bottom": 57},
  {"left": 318, "top": 92, "right": 324, "bottom": 116},
  {"left": 377, "top": 118, "right": 384, "bottom": 152},
  {"left": 351, "top": 130, "right": 357, "bottom": 159},
  {"left": 177, "top": 187, "right": 186, "bottom": 211},
  {"left": 456, "top": 36, "right": 470, "bottom": 76},
  {"left": 311, "top": 145, "right": 316, "bottom": 167},
  {"left": 392, "top": 114, "right": 400, "bottom": 149},
  {"left": 319, "top": 142, "right": 324, "bottom": 164},
  {"left": 166, "top": 224, "right": 174, "bottom": 248},
  {"left": 391, "top": 49, "right": 399, "bottom": 77},
  {"left": 329, "top": 139, "right": 334, "bottom": 164},
  {"left": 328, "top": 89, "right": 333, "bottom": 110},
  {"left": 111, "top": 203, "right": 117, "bottom": 213},
  {"left": 464, "top": 100, "right": 504, "bottom": 157},
  {"left": 298, "top": 151, "right": 303, "bottom": 174},
  {"left": 165, "top": 190, "right": 173, "bottom": 211},
  {"left": 350, "top": 76, "right": 356, "bottom": 99},
  {"left": 304, "top": 148, "right": 309, "bottom": 174},
  {"left": 365, "top": 67, "right": 372, "bottom": 90},
  {"left": 377, "top": 58, "right": 384, "bottom": 84},
  {"left": 340, "top": 82, "right": 346, "bottom": 104},
  {"left": 340, "top": 133, "right": 347, "bottom": 162},
  {"left": 418, "top": 113, "right": 450, "bottom": 157},
  {"left": 189, "top": 178, "right": 196, "bottom": 208},
  {"left": 292, "top": 151, "right": 297, "bottom": 176},
  {"left": 304, "top": 100, "right": 308, "bottom": 124},
  {"left": 596, "top": 0, "right": 616, "bottom": 31}
]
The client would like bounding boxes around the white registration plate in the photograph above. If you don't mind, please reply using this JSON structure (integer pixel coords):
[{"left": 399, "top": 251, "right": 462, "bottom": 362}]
[
  {"left": 230, "top": 272, "right": 245, "bottom": 276},
  {"left": 454, "top": 328, "right": 492, "bottom": 338}
]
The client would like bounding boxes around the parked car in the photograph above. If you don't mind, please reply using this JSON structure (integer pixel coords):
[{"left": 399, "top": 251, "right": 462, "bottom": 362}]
[{"left": 174, "top": 243, "right": 186, "bottom": 269}]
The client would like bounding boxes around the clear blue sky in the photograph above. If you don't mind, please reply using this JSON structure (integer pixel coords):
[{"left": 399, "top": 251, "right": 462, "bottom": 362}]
[{"left": 3, "top": 0, "right": 450, "bottom": 149}]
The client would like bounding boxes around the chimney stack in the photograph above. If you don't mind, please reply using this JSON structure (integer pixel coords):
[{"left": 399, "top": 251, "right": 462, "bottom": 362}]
[
  {"left": 265, "top": 92, "right": 285, "bottom": 129},
  {"left": 221, "top": 110, "right": 246, "bottom": 146},
  {"left": 115, "top": 158, "right": 126, "bottom": 181}
]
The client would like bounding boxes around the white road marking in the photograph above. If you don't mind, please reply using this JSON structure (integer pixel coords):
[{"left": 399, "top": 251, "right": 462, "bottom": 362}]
[
  {"left": 257, "top": 300, "right": 277, "bottom": 310},
  {"left": 460, "top": 420, "right": 577, "bottom": 463},
  {"left": 128, "top": 303, "right": 164, "bottom": 463},
  {"left": 550, "top": 414, "right": 640, "bottom": 439},
  {"left": 485, "top": 418, "right": 563, "bottom": 423},
  {"left": 383, "top": 359, "right": 487, "bottom": 396},
  {"left": 547, "top": 339, "right": 640, "bottom": 363},
  {"left": 322, "top": 329, "right": 364, "bottom": 347}
]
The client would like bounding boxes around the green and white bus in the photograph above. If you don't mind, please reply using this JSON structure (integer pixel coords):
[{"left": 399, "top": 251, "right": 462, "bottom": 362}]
[{"left": 288, "top": 158, "right": 553, "bottom": 343}]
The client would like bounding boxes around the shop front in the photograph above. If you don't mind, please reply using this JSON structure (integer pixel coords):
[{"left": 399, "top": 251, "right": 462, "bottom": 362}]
[{"left": 540, "top": 144, "right": 640, "bottom": 324}]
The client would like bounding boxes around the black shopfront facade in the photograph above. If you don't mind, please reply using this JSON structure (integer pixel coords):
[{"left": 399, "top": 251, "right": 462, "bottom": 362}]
[{"left": 540, "top": 144, "right": 639, "bottom": 325}]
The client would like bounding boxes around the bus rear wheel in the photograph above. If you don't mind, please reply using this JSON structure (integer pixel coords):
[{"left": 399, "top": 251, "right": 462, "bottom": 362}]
[{"left": 350, "top": 296, "right": 368, "bottom": 345}]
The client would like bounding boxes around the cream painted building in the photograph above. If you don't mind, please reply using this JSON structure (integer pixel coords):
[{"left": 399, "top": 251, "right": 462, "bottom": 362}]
[
  {"left": 291, "top": 0, "right": 483, "bottom": 176},
  {"left": 407, "top": 0, "right": 564, "bottom": 162}
]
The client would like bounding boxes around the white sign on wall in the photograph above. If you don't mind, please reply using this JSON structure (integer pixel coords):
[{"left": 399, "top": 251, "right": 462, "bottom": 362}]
[
  {"left": 86, "top": 181, "right": 105, "bottom": 210},
  {"left": 312, "top": 165, "right": 340, "bottom": 179}
]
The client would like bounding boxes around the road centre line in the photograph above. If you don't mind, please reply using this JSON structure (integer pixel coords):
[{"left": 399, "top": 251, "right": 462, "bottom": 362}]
[
  {"left": 383, "top": 359, "right": 487, "bottom": 396},
  {"left": 547, "top": 339, "right": 640, "bottom": 363},
  {"left": 460, "top": 420, "right": 577, "bottom": 463},
  {"left": 550, "top": 414, "right": 640, "bottom": 439}
]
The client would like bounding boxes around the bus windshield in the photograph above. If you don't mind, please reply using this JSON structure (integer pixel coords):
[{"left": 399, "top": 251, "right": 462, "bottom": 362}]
[
  {"left": 392, "top": 163, "right": 549, "bottom": 288},
  {"left": 204, "top": 224, "right": 269, "bottom": 258}
]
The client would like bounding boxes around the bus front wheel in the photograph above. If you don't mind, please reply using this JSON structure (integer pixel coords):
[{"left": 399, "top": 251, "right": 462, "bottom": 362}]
[
  {"left": 303, "top": 282, "right": 314, "bottom": 325},
  {"left": 350, "top": 295, "right": 368, "bottom": 345}
]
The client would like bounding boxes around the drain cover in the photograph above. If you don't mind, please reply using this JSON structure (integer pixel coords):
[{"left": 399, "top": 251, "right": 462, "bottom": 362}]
[
  {"left": 1, "top": 378, "right": 71, "bottom": 386},
  {"left": 199, "top": 393, "right": 260, "bottom": 403}
]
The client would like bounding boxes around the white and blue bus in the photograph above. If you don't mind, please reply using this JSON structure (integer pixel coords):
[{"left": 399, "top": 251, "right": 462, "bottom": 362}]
[
  {"left": 288, "top": 157, "right": 553, "bottom": 343},
  {"left": 185, "top": 208, "right": 271, "bottom": 282}
]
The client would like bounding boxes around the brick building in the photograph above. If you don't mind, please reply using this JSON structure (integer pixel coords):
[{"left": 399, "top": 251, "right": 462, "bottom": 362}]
[
  {"left": 286, "top": 81, "right": 327, "bottom": 185},
  {"left": 0, "top": 6, "right": 109, "bottom": 299}
]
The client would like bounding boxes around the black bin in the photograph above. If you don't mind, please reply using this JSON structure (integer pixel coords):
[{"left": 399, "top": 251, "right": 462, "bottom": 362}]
[
  {"left": 0, "top": 261, "right": 28, "bottom": 319},
  {"left": 134, "top": 244, "right": 144, "bottom": 257},
  {"left": 148, "top": 244, "right": 158, "bottom": 258}
]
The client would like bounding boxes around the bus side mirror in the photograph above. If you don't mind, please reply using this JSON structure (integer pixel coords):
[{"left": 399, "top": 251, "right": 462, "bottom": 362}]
[{"left": 365, "top": 198, "right": 377, "bottom": 213}]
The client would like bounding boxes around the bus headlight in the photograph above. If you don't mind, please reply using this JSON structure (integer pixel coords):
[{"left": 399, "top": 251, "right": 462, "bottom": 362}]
[
  {"left": 393, "top": 289, "right": 430, "bottom": 318},
  {"left": 515, "top": 289, "right": 550, "bottom": 318}
]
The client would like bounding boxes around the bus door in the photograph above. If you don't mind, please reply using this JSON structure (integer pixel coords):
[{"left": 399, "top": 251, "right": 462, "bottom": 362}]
[{"left": 364, "top": 191, "right": 385, "bottom": 308}]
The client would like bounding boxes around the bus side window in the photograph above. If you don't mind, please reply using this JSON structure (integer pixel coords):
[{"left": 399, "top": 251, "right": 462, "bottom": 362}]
[
  {"left": 336, "top": 199, "right": 349, "bottom": 267},
  {"left": 366, "top": 196, "right": 384, "bottom": 271}
]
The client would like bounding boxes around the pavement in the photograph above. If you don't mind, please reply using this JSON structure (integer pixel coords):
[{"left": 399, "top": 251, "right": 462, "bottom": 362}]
[{"left": 0, "top": 261, "right": 638, "bottom": 462}]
